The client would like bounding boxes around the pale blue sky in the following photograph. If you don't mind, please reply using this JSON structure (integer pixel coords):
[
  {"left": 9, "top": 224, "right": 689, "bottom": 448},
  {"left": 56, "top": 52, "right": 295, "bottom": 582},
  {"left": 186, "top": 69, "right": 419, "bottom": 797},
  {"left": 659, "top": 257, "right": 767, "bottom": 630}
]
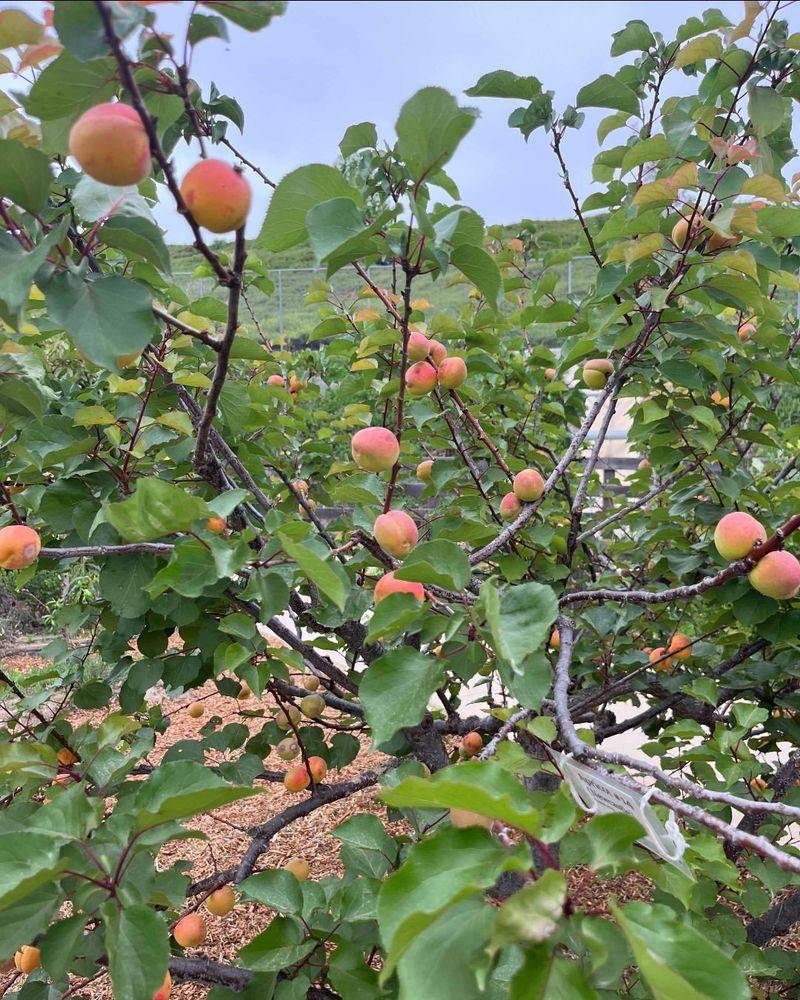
[{"left": 21, "top": 1, "right": 766, "bottom": 238}]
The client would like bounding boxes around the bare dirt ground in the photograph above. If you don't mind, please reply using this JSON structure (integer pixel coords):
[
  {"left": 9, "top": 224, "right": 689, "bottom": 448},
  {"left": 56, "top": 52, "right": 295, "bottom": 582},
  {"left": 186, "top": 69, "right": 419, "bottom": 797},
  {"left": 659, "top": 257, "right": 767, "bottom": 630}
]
[{"left": 0, "top": 650, "right": 795, "bottom": 997}]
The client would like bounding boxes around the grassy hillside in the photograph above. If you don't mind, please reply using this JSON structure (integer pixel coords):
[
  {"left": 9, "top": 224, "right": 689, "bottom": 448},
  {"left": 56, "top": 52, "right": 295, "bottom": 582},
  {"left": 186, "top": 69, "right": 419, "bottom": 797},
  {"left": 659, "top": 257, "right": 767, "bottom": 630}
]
[{"left": 168, "top": 216, "right": 601, "bottom": 343}]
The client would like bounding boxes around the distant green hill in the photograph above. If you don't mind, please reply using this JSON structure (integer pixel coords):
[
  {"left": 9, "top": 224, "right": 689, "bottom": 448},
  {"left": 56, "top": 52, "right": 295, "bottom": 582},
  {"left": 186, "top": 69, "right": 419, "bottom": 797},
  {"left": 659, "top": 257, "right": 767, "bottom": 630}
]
[{"left": 168, "top": 216, "right": 601, "bottom": 344}]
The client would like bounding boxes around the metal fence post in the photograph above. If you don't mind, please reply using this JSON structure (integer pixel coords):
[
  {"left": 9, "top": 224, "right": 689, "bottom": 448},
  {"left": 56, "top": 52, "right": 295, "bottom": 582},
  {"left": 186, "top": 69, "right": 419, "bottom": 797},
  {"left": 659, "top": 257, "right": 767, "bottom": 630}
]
[
  {"left": 277, "top": 269, "right": 284, "bottom": 340},
  {"left": 567, "top": 259, "right": 573, "bottom": 296}
]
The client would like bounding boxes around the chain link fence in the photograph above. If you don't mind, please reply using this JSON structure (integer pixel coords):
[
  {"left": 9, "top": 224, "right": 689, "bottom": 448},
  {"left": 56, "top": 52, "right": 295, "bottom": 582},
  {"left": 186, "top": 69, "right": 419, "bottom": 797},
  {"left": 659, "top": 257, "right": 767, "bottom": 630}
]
[{"left": 174, "top": 255, "right": 800, "bottom": 345}]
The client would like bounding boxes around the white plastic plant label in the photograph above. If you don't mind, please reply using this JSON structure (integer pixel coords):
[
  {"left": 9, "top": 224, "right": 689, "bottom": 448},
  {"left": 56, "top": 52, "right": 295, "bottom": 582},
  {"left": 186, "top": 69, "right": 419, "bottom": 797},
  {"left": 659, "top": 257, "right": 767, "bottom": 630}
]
[{"left": 556, "top": 752, "right": 691, "bottom": 874}]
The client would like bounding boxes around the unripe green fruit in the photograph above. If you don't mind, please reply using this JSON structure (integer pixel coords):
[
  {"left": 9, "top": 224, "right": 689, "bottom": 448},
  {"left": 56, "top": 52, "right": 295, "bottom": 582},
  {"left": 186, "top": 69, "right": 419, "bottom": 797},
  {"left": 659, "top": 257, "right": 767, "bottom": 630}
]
[
  {"left": 275, "top": 706, "right": 301, "bottom": 730},
  {"left": 300, "top": 694, "right": 325, "bottom": 719}
]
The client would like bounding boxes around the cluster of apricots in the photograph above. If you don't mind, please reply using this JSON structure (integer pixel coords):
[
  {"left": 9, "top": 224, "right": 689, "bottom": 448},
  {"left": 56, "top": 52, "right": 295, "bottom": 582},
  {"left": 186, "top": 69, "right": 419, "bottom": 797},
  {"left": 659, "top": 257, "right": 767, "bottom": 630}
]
[
  {"left": 68, "top": 102, "right": 251, "bottom": 233},
  {"left": 715, "top": 511, "right": 800, "bottom": 600},
  {"left": 670, "top": 203, "right": 766, "bottom": 255},
  {"left": 404, "top": 332, "right": 468, "bottom": 395}
]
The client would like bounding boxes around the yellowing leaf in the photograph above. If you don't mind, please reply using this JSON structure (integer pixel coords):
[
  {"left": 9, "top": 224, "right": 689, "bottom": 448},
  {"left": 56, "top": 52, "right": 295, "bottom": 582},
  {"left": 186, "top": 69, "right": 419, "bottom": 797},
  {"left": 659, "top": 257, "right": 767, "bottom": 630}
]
[
  {"left": 354, "top": 308, "right": 380, "bottom": 323},
  {"left": 351, "top": 358, "right": 378, "bottom": 371},
  {"left": 107, "top": 376, "right": 145, "bottom": 395},
  {"left": 741, "top": 174, "right": 787, "bottom": 202},
  {"left": 715, "top": 250, "right": 758, "bottom": 281},
  {"left": 731, "top": 204, "right": 761, "bottom": 235},
  {"left": 157, "top": 410, "right": 194, "bottom": 435},
  {"left": 731, "top": 1, "right": 761, "bottom": 43},
  {"left": 667, "top": 162, "right": 698, "bottom": 190},
  {"left": 673, "top": 32, "right": 723, "bottom": 68},
  {"left": 632, "top": 179, "right": 674, "bottom": 205},
  {"left": 74, "top": 405, "right": 116, "bottom": 427}
]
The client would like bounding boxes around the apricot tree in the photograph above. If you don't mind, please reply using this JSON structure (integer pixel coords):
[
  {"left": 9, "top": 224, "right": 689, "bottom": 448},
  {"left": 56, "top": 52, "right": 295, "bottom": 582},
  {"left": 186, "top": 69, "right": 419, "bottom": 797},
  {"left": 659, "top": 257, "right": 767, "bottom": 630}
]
[{"left": 1, "top": 1, "right": 800, "bottom": 997}]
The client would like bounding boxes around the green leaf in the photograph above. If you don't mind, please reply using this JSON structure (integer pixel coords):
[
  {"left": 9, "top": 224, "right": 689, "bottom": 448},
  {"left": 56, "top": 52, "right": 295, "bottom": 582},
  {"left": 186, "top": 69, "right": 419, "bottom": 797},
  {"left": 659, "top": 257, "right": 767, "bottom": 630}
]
[
  {"left": 0, "top": 139, "right": 52, "bottom": 213},
  {"left": 620, "top": 134, "right": 671, "bottom": 173},
  {"left": 106, "top": 478, "right": 210, "bottom": 542},
  {"left": 395, "top": 87, "right": 478, "bottom": 181},
  {"left": 360, "top": 649, "right": 444, "bottom": 745},
  {"left": 748, "top": 86, "right": 789, "bottom": 137},
  {"left": 238, "top": 914, "right": 314, "bottom": 972},
  {"left": 0, "top": 833, "right": 65, "bottom": 910},
  {"left": 450, "top": 244, "right": 501, "bottom": 308},
  {"left": 339, "top": 121, "right": 377, "bottom": 158},
  {"left": 105, "top": 905, "right": 169, "bottom": 1000},
  {"left": 188, "top": 12, "right": 230, "bottom": 45},
  {"left": 490, "top": 868, "right": 566, "bottom": 951},
  {"left": 576, "top": 74, "right": 640, "bottom": 116},
  {"left": 40, "top": 914, "right": 87, "bottom": 981},
  {"left": 466, "top": 71, "right": 543, "bottom": 101},
  {"left": 483, "top": 580, "right": 558, "bottom": 671},
  {"left": 278, "top": 533, "right": 347, "bottom": 611},
  {"left": 394, "top": 540, "right": 471, "bottom": 591},
  {"left": 0, "top": 228, "right": 62, "bottom": 326},
  {"left": 258, "top": 164, "right": 360, "bottom": 253},
  {"left": 378, "top": 825, "right": 523, "bottom": 977},
  {"left": 395, "top": 898, "right": 494, "bottom": 1000},
  {"left": 380, "top": 760, "right": 541, "bottom": 836},
  {"left": 132, "top": 762, "right": 259, "bottom": 830},
  {"left": 45, "top": 272, "right": 158, "bottom": 370},
  {"left": 25, "top": 52, "right": 117, "bottom": 121},
  {"left": 239, "top": 870, "right": 303, "bottom": 913},
  {"left": 99, "top": 214, "right": 172, "bottom": 273},
  {"left": 674, "top": 32, "right": 723, "bottom": 68},
  {"left": 611, "top": 20, "right": 655, "bottom": 56},
  {"left": 0, "top": 887, "right": 59, "bottom": 959},
  {"left": 306, "top": 197, "right": 365, "bottom": 262},
  {"left": 53, "top": 1, "right": 142, "bottom": 61},
  {"left": 201, "top": 1, "right": 286, "bottom": 31},
  {"left": 612, "top": 901, "right": 750, "bottom": 1000}
]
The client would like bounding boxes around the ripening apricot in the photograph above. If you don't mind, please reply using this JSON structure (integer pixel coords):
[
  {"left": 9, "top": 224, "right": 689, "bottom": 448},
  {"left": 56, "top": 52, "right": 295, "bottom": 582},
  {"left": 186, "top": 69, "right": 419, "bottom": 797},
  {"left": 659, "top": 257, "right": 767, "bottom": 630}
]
[
  {"left": 549, "top": 629, "right": 560, "bottom": 650},
  {"left": 711, "top": 390, "right": 730, "bottom": 407},
  {"left": 173, "top": 913, "right": 207, "bottom": 948},
  {"left": 14, "top": 946, "right": 40, "bottom": 974},
  {"left": 405, "top": 361, "right": 438, "bottom": 396},
  {"left": 507, "top": 238, "right": 524, "bottom": 252},
  {"left": 408, "top": 330, "right": 432, "bottom": 361},
  {"left": 268, "top": 374, "right": 285, "bottom": 387},
  {"left": 649, "top": 647, "right": 673, "bottom": 671},
  {"left": 298, "top": 498, "right": 318, "bottom": 519},
  {"left": 513, "top": 469, "right": 544, "bottom": 502},
  {"left": 307, "top": 756, "right": 327, "bottom": 782},
  {"left": 69, "top": 103, "right": 151, "bottom": 186},
  {"left": 300, "top": 694, "right": 325, "bottom": 719},
  {"left": 374, "top": 571, "right": 425, "bottom": 603},
  {"left": 749, "top": 776, "right": 768, "bottom": 794},
  {"left": 582, "top": 358, "right": 613, "bottom": 389},
  {"left": 284, "top": 858, "right": 310, "bottom": 880},
  {"left": 276, "top": 737, "right": 300, "bottom": 760},
  {"left": 206, "top": 516, "right": 226, "bottom": 534},
  {"left": 417, "top": 459, "right": 433, "bottom": 482},
  {"left": 0, "top": 524, "right": 41, "bottom": 569},
  {"left": 275, "top": 706, "right": 301, "bottom": 730},
  {"left": 749, "top": 550, "right": 800, "bottom": 600},
  {"left": 499, "top": 492, "right": 522, "bottom": 520},
  {"left": 461, "top": 731, "right": 483, "bottom": 756},
  {"left": 180, "top": 159, "right": 251, "bottom": 233},
  {"left": 544, "top": 367, "right": 556, "bottom": 380},
  {"left": 638, "top": 458, "right": 651, "bottom": 471},
  {"left": 428, "top": 340, "right": 447, "bottom": 365},
  {"left": 302, "top": 674, "right": 320, "bottom": 691},
  {"left": 284, "top": 763, "right": 311, "bottom": 793},
  {"left": 667, "top": 634, "right": 692, "bottom": 661},
  {"left": 206, "top": 886, "right": 236, "bottom": 916},
  {"left": 57, "top": 747, "right": 79, "bottom": 766},
  {"left": 152, "top": 972, "right": 171, "bottom": 1000},
  {"left": 450, "top": 808, "right": 492, "bottom": 829},
  {"left": 374, "top": 509, "right": 418, "bottom": 558},
  {"left": 351, "top": 426, "right": 400, "bottom": 472},
  {"left": 188, "top": 702, "right": 204, "bottom": 719},
  {"left": 670, "top": 215, "right": 704, "bottom": 247},
  {"left": 437, "top": 356, "right": 467, "bottom": 390},
  {"left": 293, "top": 479, "right": 309, "bottom": 496},
  {"left": 738, "top": 321, "right": 756, "bottom": 342},
  {"left": 714, "top": 511, "right": 766, "bottom": 561}
]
